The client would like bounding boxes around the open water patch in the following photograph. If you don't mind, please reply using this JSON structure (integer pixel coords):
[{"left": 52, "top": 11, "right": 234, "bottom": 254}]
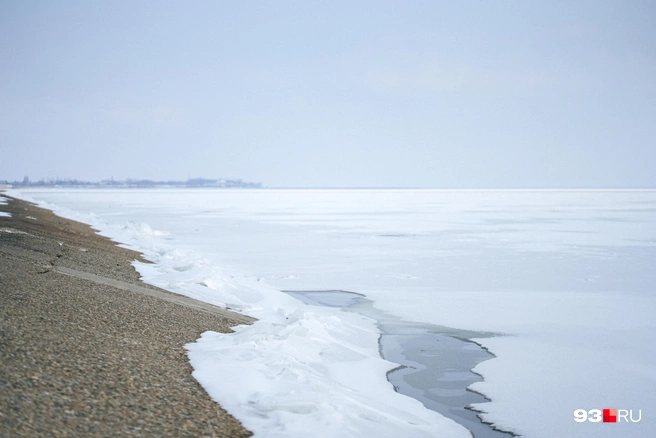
[{"left": 284, "top": 289, "right": 515, "bottom": 438}]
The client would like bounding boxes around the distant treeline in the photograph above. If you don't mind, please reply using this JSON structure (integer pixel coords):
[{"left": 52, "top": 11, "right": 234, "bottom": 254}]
[{"left": 2, "top": 177, "right": 263, "bottom": 189}]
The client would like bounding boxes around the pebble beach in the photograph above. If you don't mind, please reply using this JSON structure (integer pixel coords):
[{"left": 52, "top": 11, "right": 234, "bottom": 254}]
[{"left": 0, "top": 194, "right": 253, "bottom": 437}]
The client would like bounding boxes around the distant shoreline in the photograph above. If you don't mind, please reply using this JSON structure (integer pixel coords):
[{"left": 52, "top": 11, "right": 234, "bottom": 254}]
[{"left": 2, "top": 177, "right": 262, "bottom": 189}]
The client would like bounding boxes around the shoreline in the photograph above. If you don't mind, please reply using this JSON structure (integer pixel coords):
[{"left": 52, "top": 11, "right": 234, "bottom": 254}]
[
  {"left": 0, "top": 194, "right": 253, "bottom": 436},
  {"left": 6, "top": 191, "right": 475, "bottom": 438}
]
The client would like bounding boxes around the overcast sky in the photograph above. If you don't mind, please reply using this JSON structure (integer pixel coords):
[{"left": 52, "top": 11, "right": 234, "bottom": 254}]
[{"left": 1, "top": 1, "right": 655, "bottom": 188}]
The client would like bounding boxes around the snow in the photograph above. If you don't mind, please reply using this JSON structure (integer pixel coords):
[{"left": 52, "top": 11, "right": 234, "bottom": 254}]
[
  {"left": 186, "top": 307, "right": 467, "bottom": 437},
  {"left": 8, "top": 188, "right": 656, "bottom": 438},
  {"left": 0, "top": 212, "right": 11, "bottom": 217}
]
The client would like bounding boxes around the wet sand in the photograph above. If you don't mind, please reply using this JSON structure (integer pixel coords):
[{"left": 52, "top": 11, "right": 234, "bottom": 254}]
[{"left": 0, "top": 194, "right": 253, "bottom": 437}]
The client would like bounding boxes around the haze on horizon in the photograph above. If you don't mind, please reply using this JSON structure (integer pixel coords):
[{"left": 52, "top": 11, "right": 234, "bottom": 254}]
[{"left": 1, "top": 1, "right": 655, "bottom": 189}]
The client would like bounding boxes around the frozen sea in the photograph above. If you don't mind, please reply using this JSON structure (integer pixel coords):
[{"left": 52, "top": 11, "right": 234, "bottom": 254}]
[{"left": 9, "top": 188, "right": 656, "bottom": 437}]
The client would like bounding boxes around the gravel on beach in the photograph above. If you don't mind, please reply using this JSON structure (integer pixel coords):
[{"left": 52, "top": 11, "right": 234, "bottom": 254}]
[{"left": 0, "top": 194, "right": 253, "bottom": 437}]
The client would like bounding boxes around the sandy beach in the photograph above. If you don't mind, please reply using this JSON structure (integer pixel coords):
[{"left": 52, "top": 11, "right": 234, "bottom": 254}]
[{"left": 0, "top": 194, "right": 253, "bottom": 437}]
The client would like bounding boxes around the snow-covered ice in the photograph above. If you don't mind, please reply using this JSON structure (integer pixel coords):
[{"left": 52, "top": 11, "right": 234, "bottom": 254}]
[{"left": 9, "top": 188, "right": 656, "bottom": 438}]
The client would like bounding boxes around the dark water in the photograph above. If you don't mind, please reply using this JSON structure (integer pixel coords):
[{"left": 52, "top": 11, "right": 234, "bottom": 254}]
[{"left": 284, "top": 290, "right": 516, "bottom": 438}]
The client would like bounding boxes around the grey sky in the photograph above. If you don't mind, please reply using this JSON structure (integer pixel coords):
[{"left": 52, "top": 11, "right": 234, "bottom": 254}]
[{"left": 1, "top": 1, "right": 655, "bottom": 188}]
